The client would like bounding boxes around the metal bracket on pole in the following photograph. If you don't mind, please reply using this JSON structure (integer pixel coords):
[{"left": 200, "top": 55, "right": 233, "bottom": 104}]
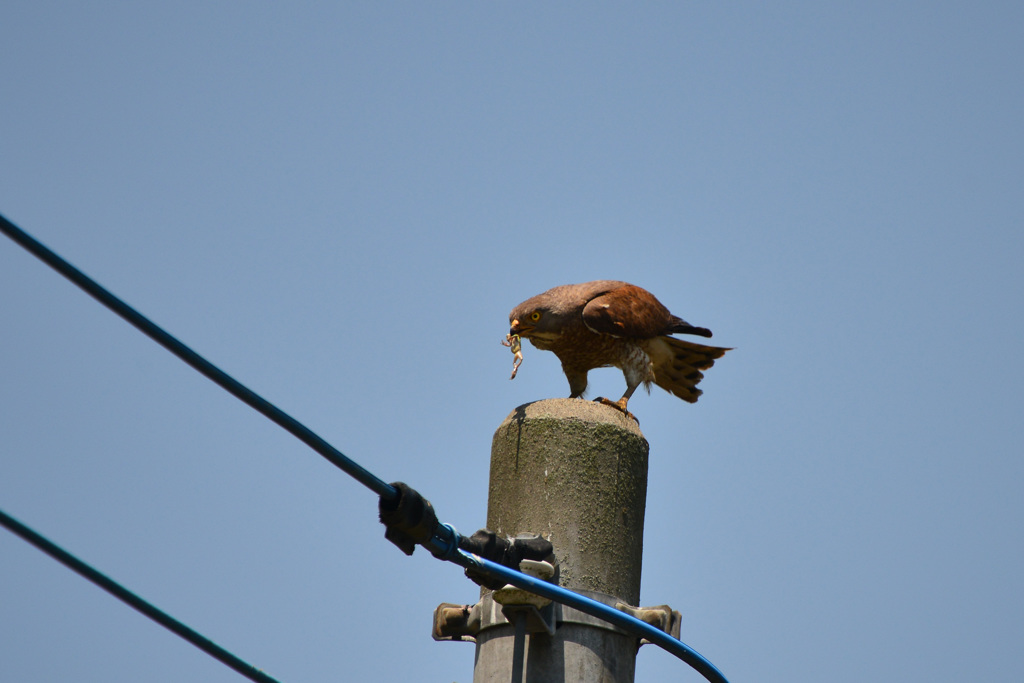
[
  {"left": 433, "top": 602, "right": 482, "bottom": 641},
  {"left": 492, "top": 560, "right": 557, "bottom": 636},
  {"left": 615, "top": 603, "right": 682, "bottom": 646},
  {"left": 433, "top": 559, "right": 557, "bottom": 641},
  {"left": 433, "top": 563, "right": 682, "bottom": 647}
]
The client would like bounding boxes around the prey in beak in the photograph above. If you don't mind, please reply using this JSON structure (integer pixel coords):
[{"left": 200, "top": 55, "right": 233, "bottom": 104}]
[{"left": 501, "top": 331, "right": 523, "bottom": 379}]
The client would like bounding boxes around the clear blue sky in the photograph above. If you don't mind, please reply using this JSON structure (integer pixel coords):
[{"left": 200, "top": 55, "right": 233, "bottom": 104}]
[{"left": 2, "top": 3, "right": 1022, "bottom": 682}]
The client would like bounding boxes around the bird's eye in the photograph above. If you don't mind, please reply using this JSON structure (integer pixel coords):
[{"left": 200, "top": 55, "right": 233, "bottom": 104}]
[{"left": 530, "top": 311, "right": 542, "bottom": 322}]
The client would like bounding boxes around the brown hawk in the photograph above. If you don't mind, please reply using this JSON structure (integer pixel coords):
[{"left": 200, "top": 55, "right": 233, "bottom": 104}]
[{"left": 508, "top": 280, "right": 729, "bottom": 420}]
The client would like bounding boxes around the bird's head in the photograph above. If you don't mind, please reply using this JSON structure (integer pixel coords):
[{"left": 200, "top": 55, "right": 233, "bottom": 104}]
[
  {"left": 509, "top": 293, "right": 573, "bottom": 343},
  {"left": 509, "top": 308, "right": 544, "bottom": 337}
]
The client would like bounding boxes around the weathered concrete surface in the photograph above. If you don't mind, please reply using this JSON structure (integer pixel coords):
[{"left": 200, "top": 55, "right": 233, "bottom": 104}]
[
  {"left": 487, "top": 398, "right": 649, "bottom": 604},
  {"left": 474, "top": 398, "right": 650, "bottom": 683}
]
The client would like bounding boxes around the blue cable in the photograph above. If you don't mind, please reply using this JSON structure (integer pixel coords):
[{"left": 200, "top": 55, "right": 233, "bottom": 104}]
[
  {"left": 1, "top": 213, "right": 729, "bottom": 683},
  {"left": 460, "top": 552, "right": 728, "bottom": 683},
  {"left": 425, "top": 524, "right": 730, "bottom": 683}
]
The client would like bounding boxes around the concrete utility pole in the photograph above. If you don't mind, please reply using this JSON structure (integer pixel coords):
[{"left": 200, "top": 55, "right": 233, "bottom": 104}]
[
  {"left": 434, "top": 398, "right": 681, "bottom": 683},
  {"left": 477, "top": 397, "right": 648, "bottom": 683}
]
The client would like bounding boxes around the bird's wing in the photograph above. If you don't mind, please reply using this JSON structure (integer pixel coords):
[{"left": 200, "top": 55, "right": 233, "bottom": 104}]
[{"left": 581, "top": 285, "right": 672, "bottom": 339}]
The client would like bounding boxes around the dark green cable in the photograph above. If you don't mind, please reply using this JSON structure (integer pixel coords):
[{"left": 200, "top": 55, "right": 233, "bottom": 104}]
[
  {"left": 0, "top": 508, "right": 281, "bottom": 683},
  {"left": 0, "top": 213, "right": 397, "bottom": 502}
]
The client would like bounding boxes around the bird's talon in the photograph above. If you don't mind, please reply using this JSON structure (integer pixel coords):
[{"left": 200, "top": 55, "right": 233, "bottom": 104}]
[{"left": 593, "top": 397, "right": 639, "bottom": 424}]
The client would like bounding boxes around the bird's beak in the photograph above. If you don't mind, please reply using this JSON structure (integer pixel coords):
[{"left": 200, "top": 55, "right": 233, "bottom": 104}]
[{"left": 510, "top": 318, "right": 529, "bottom": 336}]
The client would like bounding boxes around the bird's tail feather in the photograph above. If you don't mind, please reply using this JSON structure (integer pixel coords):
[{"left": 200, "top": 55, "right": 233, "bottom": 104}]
[{"left": 648, "top": 336, "right": 730, "bottom": 403}]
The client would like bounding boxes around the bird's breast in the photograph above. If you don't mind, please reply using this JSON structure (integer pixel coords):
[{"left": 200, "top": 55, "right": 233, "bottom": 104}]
[{"left": 538, "top": 326, "right": 636, "bottom": 371}]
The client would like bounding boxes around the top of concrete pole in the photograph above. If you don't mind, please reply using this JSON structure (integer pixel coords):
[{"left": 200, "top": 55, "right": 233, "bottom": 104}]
[
  {"left": 498, "top": 398, "right": 646, "bottom": 437},
  {"left": 488, "top": 398, "right": 650, "bottom": 605}
]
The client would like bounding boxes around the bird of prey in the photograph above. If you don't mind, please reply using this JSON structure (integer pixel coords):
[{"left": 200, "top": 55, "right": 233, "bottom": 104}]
[{"left": 507, "top": 280, "right": 729, "bottom": 420}]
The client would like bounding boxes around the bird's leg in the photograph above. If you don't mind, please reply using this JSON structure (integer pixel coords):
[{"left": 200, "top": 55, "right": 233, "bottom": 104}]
[
  {"left": 594, "top": 383, "right": 640, "bottom": 424},
  {"left": 563, "top": 366, "right": 589, "bottom": 399}
]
